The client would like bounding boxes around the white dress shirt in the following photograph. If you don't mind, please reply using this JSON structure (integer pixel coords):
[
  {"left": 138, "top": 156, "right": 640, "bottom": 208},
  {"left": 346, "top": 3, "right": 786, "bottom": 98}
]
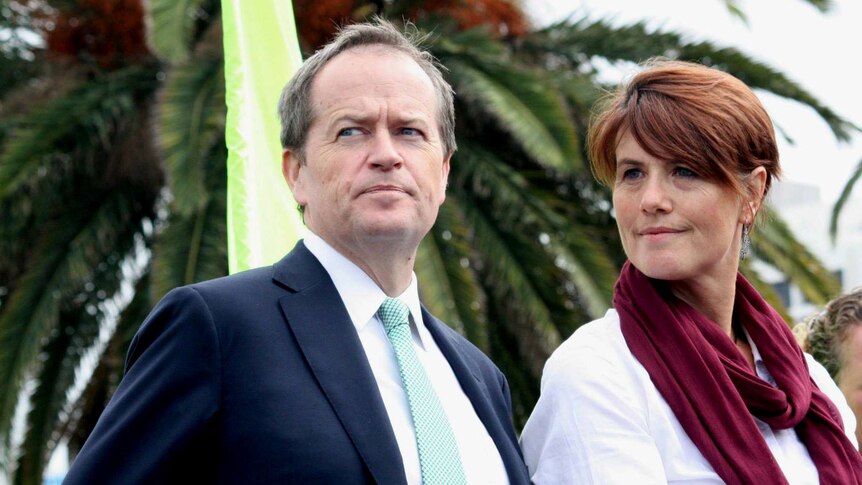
[
  {"left": 520, "top": 309, "right": 858, "bottom": 485},
  {"left": 304, "top": 232, "right": 509, "bottom": 485}
]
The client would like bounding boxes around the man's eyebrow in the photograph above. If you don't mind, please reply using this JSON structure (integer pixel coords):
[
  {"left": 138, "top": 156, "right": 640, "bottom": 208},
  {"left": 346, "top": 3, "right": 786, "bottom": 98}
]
[{"left": 328, "top": 113, "right": 374, "bottom": 125}]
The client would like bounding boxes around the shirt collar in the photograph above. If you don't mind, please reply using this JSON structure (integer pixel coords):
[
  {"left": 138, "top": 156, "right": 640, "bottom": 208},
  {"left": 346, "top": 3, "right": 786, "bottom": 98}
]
[
  {"left": 744, "top": 326, "right": 765, "bottom": 364},
  {"left": 303, "top": 231, "right": 431, "bottom": 349},
  {"left": 743, "top": 327, "right": 777, "bottom": 386}
]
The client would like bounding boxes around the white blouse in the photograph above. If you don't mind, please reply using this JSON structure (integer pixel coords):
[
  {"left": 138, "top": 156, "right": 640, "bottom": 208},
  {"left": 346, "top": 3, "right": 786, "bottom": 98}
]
[{"left": 520, "top": 309, "right": 858, "bottom": 485}]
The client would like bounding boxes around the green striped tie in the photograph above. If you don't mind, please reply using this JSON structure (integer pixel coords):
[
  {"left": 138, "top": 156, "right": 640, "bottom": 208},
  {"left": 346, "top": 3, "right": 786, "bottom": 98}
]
[{"left": 377, "top": 298, "right": 467, "bottom": 485}]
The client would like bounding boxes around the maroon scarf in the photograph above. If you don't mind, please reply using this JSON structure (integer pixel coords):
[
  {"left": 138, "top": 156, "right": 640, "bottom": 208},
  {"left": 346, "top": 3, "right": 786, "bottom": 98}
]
[{"left": 615, "top": 261, "right": 862, "bottom": 484}]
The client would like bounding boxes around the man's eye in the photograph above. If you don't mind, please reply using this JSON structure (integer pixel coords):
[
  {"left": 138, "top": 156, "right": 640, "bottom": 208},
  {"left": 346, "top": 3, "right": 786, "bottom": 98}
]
[
  {"left": 338, "top": 127, "right": 362, "bottom": 137},
  {"left": 399, "top": 127, "right": 421, "bottom": 136}
]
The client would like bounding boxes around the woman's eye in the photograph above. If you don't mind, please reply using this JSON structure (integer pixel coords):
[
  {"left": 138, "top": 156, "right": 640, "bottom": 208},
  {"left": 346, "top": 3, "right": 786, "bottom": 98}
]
[
  {"left": 621, "top": 168, "right": 643, "bottom": 180},
  {"left": 674, "top": 166, "right": 697, "bottom": 178}
]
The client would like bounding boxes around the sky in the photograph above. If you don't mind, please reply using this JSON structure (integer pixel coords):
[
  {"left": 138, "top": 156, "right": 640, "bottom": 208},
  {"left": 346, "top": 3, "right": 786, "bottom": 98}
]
[{"left": 528, "top": 0, "right": 862, "bottom": 205}]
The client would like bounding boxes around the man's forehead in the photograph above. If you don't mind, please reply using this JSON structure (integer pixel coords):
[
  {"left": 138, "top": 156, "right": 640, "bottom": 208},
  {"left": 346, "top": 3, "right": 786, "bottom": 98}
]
[
  {"left": 307, "top": 45, "right": 437, "bottom": 118},
  {"left": 319, "top": 105, "right": 435, "bottom": 126},
  {"left": 313, "top": 44, "right": 429, "bottom": 86}
]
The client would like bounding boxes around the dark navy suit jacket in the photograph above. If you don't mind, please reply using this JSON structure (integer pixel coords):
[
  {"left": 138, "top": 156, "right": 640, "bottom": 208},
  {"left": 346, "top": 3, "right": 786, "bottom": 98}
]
[{"left": 64, "top": 241, "right": 529, "bottom": 484}]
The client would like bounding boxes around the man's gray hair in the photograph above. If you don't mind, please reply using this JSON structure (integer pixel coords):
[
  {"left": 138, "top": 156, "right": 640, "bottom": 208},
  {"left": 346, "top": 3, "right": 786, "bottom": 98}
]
[{"left": 278, "top": 17, "right": 457, "bottom": 160}]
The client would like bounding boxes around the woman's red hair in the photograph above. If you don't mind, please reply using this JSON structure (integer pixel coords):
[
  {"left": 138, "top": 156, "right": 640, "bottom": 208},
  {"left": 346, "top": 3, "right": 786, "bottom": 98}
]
[{"left": 588, "top": 59, "right": 780, "bottom": 201}]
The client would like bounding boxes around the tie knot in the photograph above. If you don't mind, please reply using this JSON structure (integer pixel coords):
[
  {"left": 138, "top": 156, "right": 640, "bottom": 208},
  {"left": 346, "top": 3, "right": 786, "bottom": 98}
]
[{"left": 378, "top": 297, "right": 410, "bottom": 334}]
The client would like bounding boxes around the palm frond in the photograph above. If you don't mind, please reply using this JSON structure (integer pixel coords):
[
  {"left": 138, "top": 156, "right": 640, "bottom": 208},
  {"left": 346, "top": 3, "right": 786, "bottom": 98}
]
[
  {"left": 721, "top": 0, "right": 749, "bottom": 23},
  {"left": 447, "top": 60, "right": 572, "bottom": 170},
  {"left": 455, "top": 142, "right": 616, "bottom": 317},
  {"left": 486, "top": 304, "right": 538, "bottom": 429},
  {"left": 753, "top": 206, "right": 841, "bottom": 305},
  {"left": 799, "top": 0, "right": 832, "bottom": 12},
  {"left": 553, "top": 72, "right": 604, "bottom": 137},
  {"left": 0, "top": 54, "right": 43, "bottom": 102},
  {"left": 0, "top": 191, "right": 147, "bottom": 455},
  {"left": 0, "top": 66, "right": 160, "bottom": 199},
  {"left": 437, "top": 31, "right": 579, "bottom": 171},
  {"left": 62, "top": 271, "right": 153, "bottom": 460},
  {"left": 13, "top": 274, "right": 115, "bottom": 485},
  {"left": 156, "top": 53, "right": 225, "bottom": 215},
  {"left": 677, "top": 43, "right": 857, "bottom": 142},
  {"left": 417, "top": 195, "right": 489, "bottom": 350},
  {"left": 460, "top": 198, "right": 561, "bottom": 426},
  {"left": 14, "top": 233, "right": 148, "bottom": 482},
  {"left": 0, "top": 192, "right": 35, "bottom": 281},
  {"left": 739, "top": 261, "right": 793, "bottom": 323},
  {"left": 144, "top": 0, "right": 210, "bottom": 63},
  {"left": 524, "top": 18, "right": 857, "bottom": 142},
  {"left": 829, "top": 156, "right": 862, "bottom": 243},
  {"left": 150, "top": 189, "right": 228, "bottom": 301},
  {"left": 462, "top": 199, "right": 561, "bottom": 375},
  {"left": 13, "top": 326, "right": 75, "bottom": 485}
]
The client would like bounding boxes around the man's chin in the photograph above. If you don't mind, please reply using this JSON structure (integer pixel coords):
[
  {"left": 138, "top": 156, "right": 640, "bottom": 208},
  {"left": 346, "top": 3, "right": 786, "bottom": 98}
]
[{"left": 357, "top": 217, "right": 429, "bottom": 241}]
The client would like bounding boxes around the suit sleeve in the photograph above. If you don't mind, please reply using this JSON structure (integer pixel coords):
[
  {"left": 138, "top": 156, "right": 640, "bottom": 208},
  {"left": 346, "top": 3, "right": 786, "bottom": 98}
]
[
  {"left": 63, "top": 286, "right": 222, "bottom": 484},
  {"left": 496, "top": 366, "right": 515, "bottom": 422}
]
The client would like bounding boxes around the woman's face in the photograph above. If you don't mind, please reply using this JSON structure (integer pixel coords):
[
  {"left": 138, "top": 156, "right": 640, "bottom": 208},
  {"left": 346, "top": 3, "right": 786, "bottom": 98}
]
[
  {"left": 612, "top": 131, "right": 747, "bottom": 286},
  {"left": 837, "top": 324, "right": 862, "bottom": 447}
]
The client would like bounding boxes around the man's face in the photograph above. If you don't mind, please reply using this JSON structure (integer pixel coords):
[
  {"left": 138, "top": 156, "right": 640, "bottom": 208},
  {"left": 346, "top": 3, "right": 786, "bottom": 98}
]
[{"left": 284, "top": 46, "right": 450, "bottom": 257}]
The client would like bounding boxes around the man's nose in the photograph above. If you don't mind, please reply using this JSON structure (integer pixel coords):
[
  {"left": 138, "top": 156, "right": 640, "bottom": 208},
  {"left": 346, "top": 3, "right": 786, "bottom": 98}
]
[{"left": 367, "top": 131, "right": 403, "bottom": 170}]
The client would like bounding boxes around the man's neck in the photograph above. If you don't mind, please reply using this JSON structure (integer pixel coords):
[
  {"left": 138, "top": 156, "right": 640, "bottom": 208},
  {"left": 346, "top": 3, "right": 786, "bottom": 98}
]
[
  {"left": 350, "top": 251, "right": 416, "bottom": 296},
  {"left": 309, "top": 230, "right": 417, "bottom": 296}
]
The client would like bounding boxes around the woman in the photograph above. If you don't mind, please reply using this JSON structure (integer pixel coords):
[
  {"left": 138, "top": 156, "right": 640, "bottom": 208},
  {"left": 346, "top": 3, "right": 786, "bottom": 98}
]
[
  {"left": 520, "top": 59, "right": 862, "bottom": 484},
  {"left": 797, "top": 288, "right": 862, "bottom": 446}
]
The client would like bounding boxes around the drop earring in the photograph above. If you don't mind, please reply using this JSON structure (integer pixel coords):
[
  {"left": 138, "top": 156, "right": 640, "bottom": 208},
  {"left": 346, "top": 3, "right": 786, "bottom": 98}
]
[{"left": 740, "top": 223, "right": 751, "bottom": 260}]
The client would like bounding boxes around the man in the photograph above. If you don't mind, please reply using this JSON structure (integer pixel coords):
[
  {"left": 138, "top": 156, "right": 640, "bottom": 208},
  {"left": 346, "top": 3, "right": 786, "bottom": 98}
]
[{"left": 64, "top": 19, "right": 529, "bottom": 484}]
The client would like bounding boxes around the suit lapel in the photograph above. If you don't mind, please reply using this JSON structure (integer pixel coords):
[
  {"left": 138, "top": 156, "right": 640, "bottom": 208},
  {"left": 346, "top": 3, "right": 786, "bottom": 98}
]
[
  {"left": 423, "top": 308, "right": 527, "bottom": 484},
  {"left": 274, "top": 243, "right": 407, "bottom": 485}
]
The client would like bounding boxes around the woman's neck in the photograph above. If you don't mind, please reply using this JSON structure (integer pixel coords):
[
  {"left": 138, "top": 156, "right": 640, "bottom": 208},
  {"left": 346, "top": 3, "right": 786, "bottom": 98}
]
[
  {"left": 670, "top": 277, "right": 736, "bottom": 336},
  {"left": 670, "top": 275, "right": 756, "bottom": 369}
]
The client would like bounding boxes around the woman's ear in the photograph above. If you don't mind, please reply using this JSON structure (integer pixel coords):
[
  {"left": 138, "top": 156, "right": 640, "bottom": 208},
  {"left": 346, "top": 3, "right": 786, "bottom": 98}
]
[{"left": 743, "top": 166, "right": 768, "bottom": 223}]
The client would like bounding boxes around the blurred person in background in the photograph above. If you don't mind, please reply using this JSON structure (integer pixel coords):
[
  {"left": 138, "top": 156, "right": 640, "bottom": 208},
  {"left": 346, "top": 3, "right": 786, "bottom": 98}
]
[{"left": 796, "top": 287, "right": 862, "bottom": 448}]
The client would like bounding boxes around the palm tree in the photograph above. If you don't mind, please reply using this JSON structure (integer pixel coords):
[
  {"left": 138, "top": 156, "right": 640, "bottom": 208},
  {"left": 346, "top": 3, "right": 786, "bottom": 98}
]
[
  {"left": 0, "top": 0, "right": 226, "bottom": 482},
  {"left": 0, "top": 0, "right": 851, "bottom": 480}
]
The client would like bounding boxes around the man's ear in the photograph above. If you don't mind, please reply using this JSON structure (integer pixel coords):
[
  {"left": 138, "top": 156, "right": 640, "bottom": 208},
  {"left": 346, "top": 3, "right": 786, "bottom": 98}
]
[
  {"left": 439, "top": 153, "right": 452, "bottom": 205},
  {"left": 283, "top": 148, "right": 306, "bottom": 206}
]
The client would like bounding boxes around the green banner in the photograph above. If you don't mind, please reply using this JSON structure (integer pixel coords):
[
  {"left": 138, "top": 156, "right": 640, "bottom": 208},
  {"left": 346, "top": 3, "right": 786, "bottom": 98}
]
[{"left": 222, "top": 0, "right": 304, "bottom": 274}]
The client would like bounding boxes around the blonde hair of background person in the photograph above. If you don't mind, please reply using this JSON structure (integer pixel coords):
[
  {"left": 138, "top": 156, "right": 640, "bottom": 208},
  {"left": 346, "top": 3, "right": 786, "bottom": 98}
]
[{"left": 796, "top": 288, "right": 862, "bottom": 446}]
